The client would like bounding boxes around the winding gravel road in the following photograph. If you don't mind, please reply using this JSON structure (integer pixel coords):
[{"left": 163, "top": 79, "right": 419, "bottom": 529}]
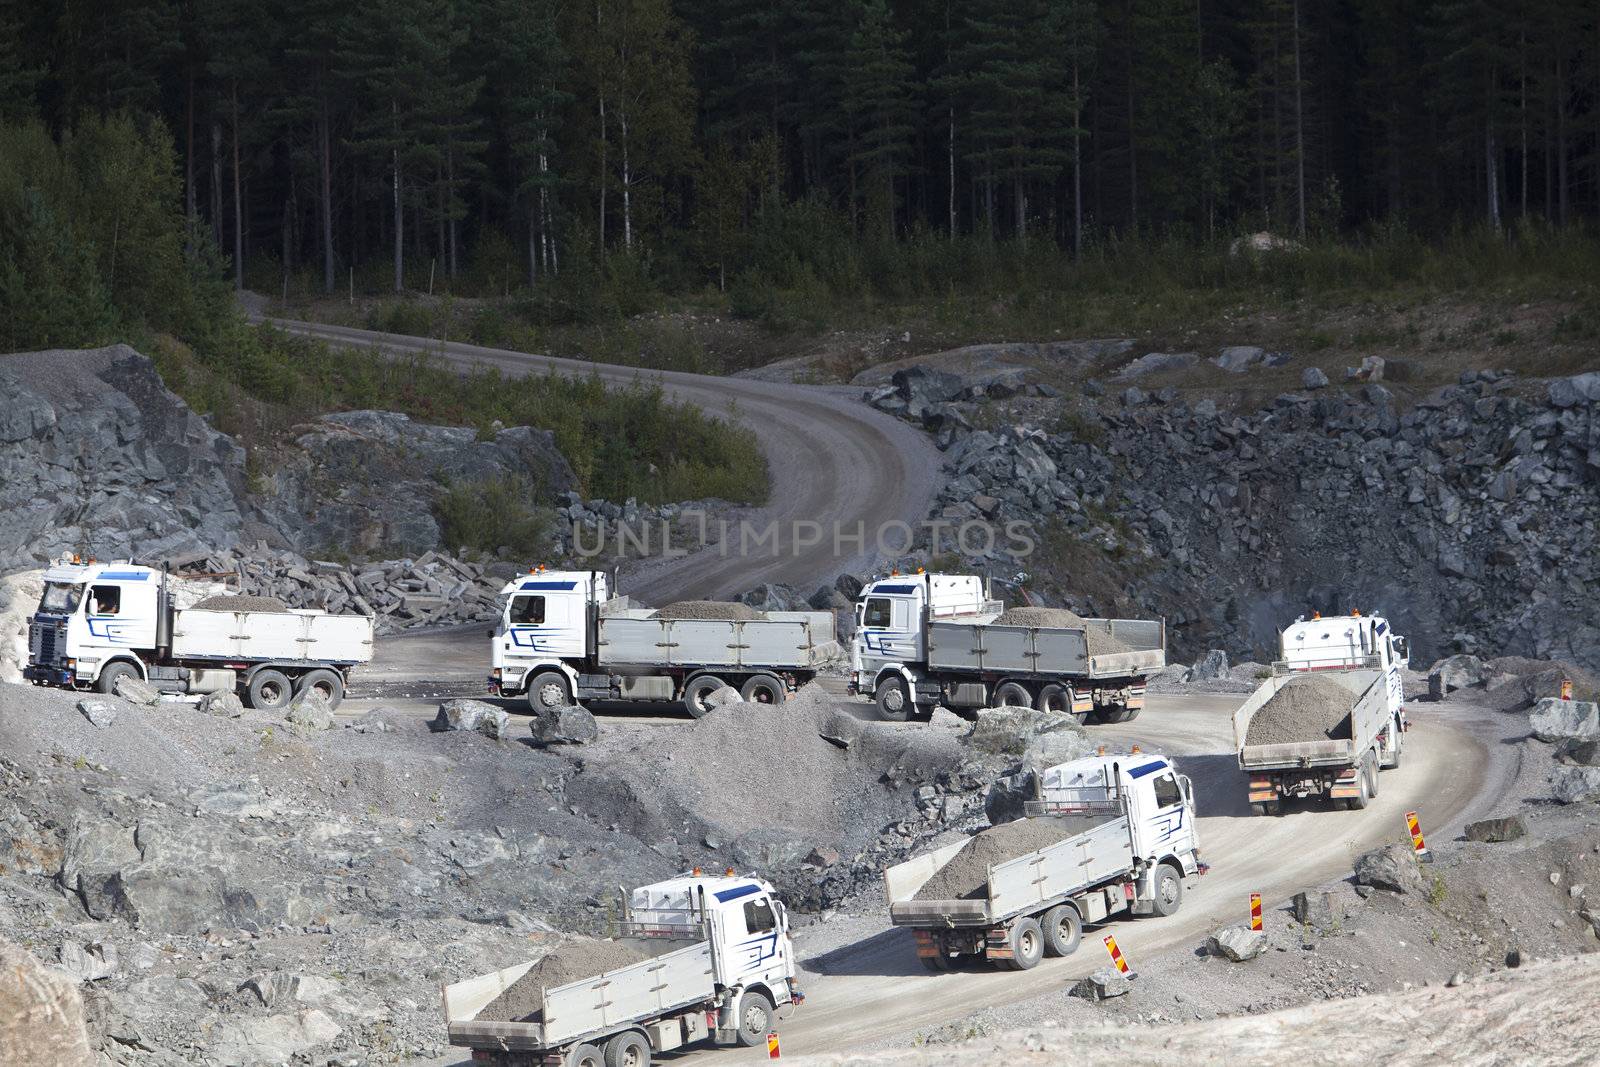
[{"left": 266, "top": 316, "right": 942, "bottom": 605}]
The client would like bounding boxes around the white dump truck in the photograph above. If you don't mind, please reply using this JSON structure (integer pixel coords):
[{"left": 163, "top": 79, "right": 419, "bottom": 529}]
[
  {"left": 1233, "top": 612, "right": 1410, "bottom": 815},
  {"left": 443, "top": 872, "right": 802, "bottom": 1067},
  {"left": 884, "top": 751, "right": 1201, "bottom": 971},
  {"left": 488, "top": 569, "right": 838, "bottom": 716},
  {"left": 850, "top": 572, "right": 1166, "bottom": 723},
  {"left": 23, "top": 558, "right": 372, "bottom": 709}
]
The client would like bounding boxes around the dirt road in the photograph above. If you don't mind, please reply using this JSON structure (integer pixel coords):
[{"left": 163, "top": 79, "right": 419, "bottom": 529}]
[{"left": 264, "top": 316, "right": 942, "bottom": 605}]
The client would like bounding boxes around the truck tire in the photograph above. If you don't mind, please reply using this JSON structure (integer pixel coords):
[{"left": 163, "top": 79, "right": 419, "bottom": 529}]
[
  {"left": 566, "top": 1043, "right": 604, "bottom": 1067},
  {"left": 873, "top": 677, "right": 912, "bottom": 722},
  {"left": 96, "top": 661, "right": 140, "bottom": 696},
  {"left": 1041, "top": 904, "right": 1082, "bottom": 957},
  {"left": 681, "top": 675, "right": 727, "bottom": 719},
  {"left": 740, "top": 674, "right": 786, "bottom": 704},
  {"left": 1365, "top": 755, "right": 1380, "bottom": 799},
  {"left": 734, "top": 990, "right": 773, "bottom": 1047},
  {"left": 603, "top": 1030, "right": 651, "bottom": 1067},
  {"left": 295, "top": 669, "right": 344, "bottom": 709},
  {"left": 1381, "top": 718, "right": 1403, "bottom": 769},
  {"left": 1036, "top": 683, "right": 1079, "bottom": 720},
  {"left": 1346, "top": 759, "right": 1372, "bottom": 810},
  {"left": 1006, "top": 917, "right": 1044, "bottom": 970},
  {"left": 993, "top": 681, "right": 1031, "bottom": 708},
  {"left": 920, "top": 952, "right": 951, "bottom": 972},
  {"left": 527, "top": 670, "right": 573, "bottom": 713},
  {"left": 1251, "top": 800, "right": 1282, "bottom": 817},
  {"left": 247, "top": 668, "right": 294, "bottom": 712},
  {"left": 1150, "top": 863, "right": 1184, "bottom": 916}
]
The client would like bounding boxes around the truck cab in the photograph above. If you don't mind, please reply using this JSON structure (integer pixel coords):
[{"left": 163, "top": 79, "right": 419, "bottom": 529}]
[
  {"left": 1280, "top": 611, "right": 1407, "bottom": 722},
  {"left": 489, "top": 568, "right": 607, "bottom": 699},
  {"left": 850, "top": 572, "right": 987, "bottom": 699},
  {"left": 1036, "top": 751, "right": 1200, "bottom": 884},
  {"left": 25, "top": 559, "right": 162, "bottom": 688}
]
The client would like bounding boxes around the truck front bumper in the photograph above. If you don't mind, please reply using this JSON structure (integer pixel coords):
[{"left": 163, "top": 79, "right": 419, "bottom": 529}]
[{"left": 23, "top": 665, "right": 74, "bottom": 686}]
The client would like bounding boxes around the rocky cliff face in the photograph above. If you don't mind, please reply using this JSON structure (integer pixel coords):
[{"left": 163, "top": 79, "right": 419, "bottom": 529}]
[
  {"left": 0, "top": 347, "right": 576, "bottom": 570},
  {"left": 0, "top": 345, "right": 254, "bottom": 573},
  {"left": 876, "top": 364, "right": 1600, "bottom": 670}
]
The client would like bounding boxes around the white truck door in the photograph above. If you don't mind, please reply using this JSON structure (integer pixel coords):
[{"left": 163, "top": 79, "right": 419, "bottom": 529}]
[
  {"left": 714, "top": 887, "right": 786, "bottom": 989},
  {"left": 83, "top": 575, "right": 158, "bottom": 652},
  {"left": 1125, "top": 758, "right": 1190, "bottom": 858},
  {"left": 504, "top": 581, "right": 587, "bottom": 659}
]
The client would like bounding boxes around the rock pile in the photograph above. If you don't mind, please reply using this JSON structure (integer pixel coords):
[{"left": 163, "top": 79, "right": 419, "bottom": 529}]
[
  {"left": 476, "top": 940, "right": 653, "bottom": 1022},
  {"left": 912, "top": 818, "right": 1077, "bottom": 901},
  {"left": 1242, "top": 676, "right": 1355, "bottom": 747}
]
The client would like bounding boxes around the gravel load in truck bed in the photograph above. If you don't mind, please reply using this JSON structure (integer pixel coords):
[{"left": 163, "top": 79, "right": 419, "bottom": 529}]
[
  {"left": 913, "top": 817, "right": 1078, "bottom": 901},
  {"left": 475, "top": 939, "right": 656, "bottom": 1023},
  {"left": 1242, "top": 674, "right": 1356, "bottom": 747},
  {"left": 992, "top": 607, "right": 1134, "bottom": 657},
  {"left": 189, "top": 594, "right": 289, "bottom": 613},
  {"left": 650, "top": 600, "right": 768, "bottom": 621}
]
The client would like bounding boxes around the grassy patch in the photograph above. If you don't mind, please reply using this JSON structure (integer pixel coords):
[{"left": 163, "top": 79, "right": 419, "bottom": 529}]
[{"left": 435, "top": 477, "right": 555, "bottom": 559}]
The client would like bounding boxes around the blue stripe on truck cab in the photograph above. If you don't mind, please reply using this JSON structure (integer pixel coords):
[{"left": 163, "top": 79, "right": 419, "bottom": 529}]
[
  {"left": 713, "top": 883, "right": 761, "bottom": 902},
  {"left": 519, "top": 581, "right": 578, "bottom": 591},
  {"left": 1128, "top": 760, "right": 1168, "bottom": 779}
]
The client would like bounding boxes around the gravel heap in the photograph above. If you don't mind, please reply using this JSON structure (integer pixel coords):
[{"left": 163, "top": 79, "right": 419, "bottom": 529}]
[
  {"left": 913, "top": 817, "right": 1077, "bottom": 901},
  {"left": 651, "top": 600, "right": 768, "bottom": 621},
  {"left": 1243, "top": 675, "right": 1355, "bottom": 747},
  {"left": 476, "top": 939, "right": 654, "bottom": 1023},
  {"left": 190, "top": 594, "right": 288, "bottom": 613},
  {"left": 992, "top": 606, "right": 1133, "bottom": 657}
]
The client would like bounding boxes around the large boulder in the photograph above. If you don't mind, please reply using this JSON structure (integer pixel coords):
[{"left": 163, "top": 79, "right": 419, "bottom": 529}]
[
  {"left": 0, "top": 939, "right": 94, "bottom": 1065},
  {"left": 1428, "top": 655, "right": 1487, "bottom": 700},
  {"left": 1548, "top": 372, "right": 1600, "bottom": 408},
  {"left": 983, "top": 769, "right": 1039, "bottom": 826},
  {"left": 198, "top": 690, "right": 245, "bottom": 718},
  {"left": 1301, "top": 367, "right": 1330, "bottom": 390},
  {"left": 1353, "top": 844, "right": 1425, "bottom": 894},
  {"left": 432, "top": 698, "right": 510, "bottom": 740},
  {"left": 1553, "top": 767, "right": 1600, "bottom": 805},
  {"left": 1214, "top": 346, "right": 1266, "bottom": 373},
  {"left": 211, "top": 1010, "right": 341, "bottom": 1067},
  {"left": 529, "top": 704, "right": 598, "bottom": 745},
  {"left": 1290, "top": 890, "right": 1340, "bottom": 930},
  {"left": 113, "top": 676, "right": 160, "bottom": 706},
  {"left": 1069, "top": 967, "right": 1132, "bottom": 1000},
  {"left": 285, "top": 690, "right": 335, "bottom": 732},
  {"left": 1208, "top": 926, "right": 1267, "bottom": 961},
  {"left": 735, "top": 583, "right": 804, "bottom": 612},
  {"left": 76, "top": 698, "right": 118, "bottom": 729},
  {"left": 890, "top": 365, "right": 966, "bottom": 405},
  {"left": 1464, "top": 817, "right": 1526, "bottom": 843},
  {"left": 1118, "top": 352, "right": 1198, "bottom": 379},
  {"left": 1190, "top": 650, "right": 1229, "bottom": 681},
  {"left": 1529, "top": 699, "right": 1600, "bottom": 744}
]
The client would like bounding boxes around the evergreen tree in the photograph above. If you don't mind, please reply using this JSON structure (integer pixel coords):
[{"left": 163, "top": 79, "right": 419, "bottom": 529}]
[
  {"left": 489, "top": 0, "right": 569, "bottom": 285},
  {"left": 840, "top": 0, "right": 918, "bottom": 235},
  {"left": 0, "top": 1, "right": 43, "bottom": 122}
]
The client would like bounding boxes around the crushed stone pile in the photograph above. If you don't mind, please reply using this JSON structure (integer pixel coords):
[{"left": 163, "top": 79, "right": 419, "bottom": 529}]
[
  {"left": 190, "top": 594, "right": 288, "bottom": 613},
  {"left": 651, "top": 600, "right": 768, "bottom": 621},
  {"left": 1243, "top": 675, "right": 1355, "bottom": 747},
  {"left": 476, "top": 940, "right": 654, "bottom": 1022},
  {"left": 914, "top": 817, "right": 1077, "bottom": 901},
  {"left": 993, "top": 606, "right": 1132, "bottom": 657}
]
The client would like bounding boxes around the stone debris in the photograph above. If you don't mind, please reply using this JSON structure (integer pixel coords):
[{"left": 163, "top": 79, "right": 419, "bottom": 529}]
[
  {"left": 432, "top": 699, "right": 511, "bottom": 740},
  {"left": 285, "top": 691, "right": 335, "bottom": 732},
  {"left": 1190, "top": 650, "right": 1230, "bottom": 681},
  {"left": 1464, "top": 817, "right": 1527, "bottom": 843},
  {"left": 1529, "top": 699, "right": 1600, "bottom": 744},
  {"left": 198, "top": 690, "right": 245, "bottom": 718},
  {"left": 1552, "top": 767, "right": 1600, "bottom": 805},
  {"left": 651, "top": 600, "right": 767, "bottom": 621},
  {"left": 1243, "top": 675, "right": 1354, "bottom": 747},
  {"left": 1353, "top": 844, "right": 1425, "bottom": 894},
  {"left": 913, "top": 818, "right": 1077, "bottom": 901},
  {"left": 476, "top": 940, "right": 654, "bottom": 1022},
  {"left": 76, "top": 698, "right": 117, "bottom": 729},
  {"left": 1290, "top": 890, "right": 1340, "bottom": 930},
  {"left": 112, "top": 677, "right": 160, "bottom": 707},
  {"left": 1209, "top": 926, "right": 1267, "bottom": 961},
  {"left": 1, "top": 938, "right": 95, "bottom": 1065}
]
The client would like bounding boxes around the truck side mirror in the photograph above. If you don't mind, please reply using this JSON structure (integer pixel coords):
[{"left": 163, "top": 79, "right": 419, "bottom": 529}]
[{"left": 486, "top": 629, "right": 496, "bottom": 639}]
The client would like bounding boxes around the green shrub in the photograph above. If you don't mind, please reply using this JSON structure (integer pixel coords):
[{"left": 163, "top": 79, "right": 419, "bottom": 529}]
[{"left": 435, "top": 477, "right": 553, "bottom": 558}]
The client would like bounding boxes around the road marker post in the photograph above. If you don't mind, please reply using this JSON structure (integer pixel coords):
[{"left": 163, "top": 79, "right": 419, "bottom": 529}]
[
  {"left": 1250, "top": 893, "right": 1263, "bottom": 931},
  {"left": 767, "top": 1031, "right": 780, "bottom": 1059},
  {"left": 1102, "top": 933, "right": 1135, "bottom": 980},
  {"left": 1561, "top": 678, "right": 1573, "bottom": 701},
  {"left": 1405, "top": 810, "right": 1433, "bottom": 864}
]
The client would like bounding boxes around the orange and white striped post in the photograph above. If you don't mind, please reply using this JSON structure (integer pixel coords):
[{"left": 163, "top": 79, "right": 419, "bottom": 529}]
[
  {"left": 767, "top": 1031, "right": 780, "bottom": 1059},
  {"left": 1562, "top": 679, "right": 1574, "bottom": 701},
  {"left": 1102, "top": 933, "right": 1131, "bottom": 975},
  {"left": 1405, "top": 810, "right": 1433, "bottom": 864},
  {"left": 1249, "top": 893, "right": 1263, "bottom": 931}
]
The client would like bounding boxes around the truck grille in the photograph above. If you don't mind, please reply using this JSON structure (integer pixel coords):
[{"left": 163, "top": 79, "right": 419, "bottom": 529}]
[{"left": 30, "top": 620, "right": 59, "bottom": 665}]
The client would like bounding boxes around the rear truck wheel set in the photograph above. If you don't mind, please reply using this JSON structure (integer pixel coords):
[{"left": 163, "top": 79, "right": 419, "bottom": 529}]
[{"left": 681, "top": 674, "right": 727, "bottom": 719}]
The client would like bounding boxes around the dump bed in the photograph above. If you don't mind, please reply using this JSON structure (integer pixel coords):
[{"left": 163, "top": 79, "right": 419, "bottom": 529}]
[
  {"left": 926, "top": 615, "right": 1165, "bottom": 678},
  {"left": 597, "top": 611, "right": 839, "bottom": 670},
  {"left": 171, "top": 608, "right": 374, "bottom": 664},
  {"left": 1233, "top": 669, "right": 1388, "bottom": 770},
  {"left": 884, "top": 813, "right": 1135, "bottom": 927},
  {"left": 443, "top": 939, "right": 715, "bottom": 1052}
]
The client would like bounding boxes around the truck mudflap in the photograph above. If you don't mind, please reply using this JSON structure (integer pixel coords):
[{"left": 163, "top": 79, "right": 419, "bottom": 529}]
[
  {"left": 1247, "top": 777, "right": 1276, "bottom": 804},
  {"left": 1328, "top": 766, "right": 1362, "bottom": 800},
  {"left": 982, "top": 927, "right": 1013, "bottom": 965}
]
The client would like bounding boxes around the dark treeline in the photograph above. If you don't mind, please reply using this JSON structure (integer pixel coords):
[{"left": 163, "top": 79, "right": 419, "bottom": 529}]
[{"left": 5, "top": 0, "right": 1600, "bottom": 302}]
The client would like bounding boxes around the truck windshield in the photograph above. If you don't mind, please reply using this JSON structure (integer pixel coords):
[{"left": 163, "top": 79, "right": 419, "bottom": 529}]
[
  {"left": 862, "top": 597, "right": 892, "bottom": 628},
  {"left": 39, "top": 582, "right": 84, "bottom": 614}
]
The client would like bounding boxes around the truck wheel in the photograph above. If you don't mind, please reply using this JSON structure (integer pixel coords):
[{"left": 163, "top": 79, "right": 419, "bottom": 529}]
[
  {"left": 247, "top": 669, "right": 294, "bottom": 712},
  {"left": 603, "top": 1030, "right": 651, "bottom": 1067},
  {"left": 527, "top": 670, "right": 573, "bottom": 713},
  {"left": 740, "top": 674, "right": 786, "bottom": 704},
  {"left": 1006, "top": 917, "right": 1044, "bottom": 970},
  {"left": 1150, "top": 863, "right": 1184, "bottom": 916},
  {"left": 1036, "top": 683, "right": 1073, "bottom": 717},
  {"left": 681, "top": 675, "right": 727, "bottom": 719},
  {"left": 97, "top": 661, "right": 140, "bottom": 696},
  {"left": 1251, "top": 800, "right": 1282, "bottom": 817},
  {"left": 1381, "top": 719, "right": 1403, "bottom": 769},
  {"left": 920, "top": 952, "right": 951, "bottom": 972},
  {"left": 873, "top": 677, "right": 912, "bottom": 722},
  {"left": 566, "top": 1043, "right": 604, "bottom": 1067},
  {"left": 734, "top": 990, "right": 773, "bottom": 1046},
  {"left": 1118, "top": 705, "right": 1141, "bottom": 722},
  {"left": 295, "top": 669, "right": 344, "bottom": 709},
  {"left": 1365, "top": 756, "right": 1380, "bottom": 799},
  {"left": 1041, "top": 904, "right": 1082, "bottom": 957},
  {"left": 1347, "top": 761, "right": 1372, "bottom": 810},
  {"left": 993, "top": 681, "right": 1031, "bottom": 708}
]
